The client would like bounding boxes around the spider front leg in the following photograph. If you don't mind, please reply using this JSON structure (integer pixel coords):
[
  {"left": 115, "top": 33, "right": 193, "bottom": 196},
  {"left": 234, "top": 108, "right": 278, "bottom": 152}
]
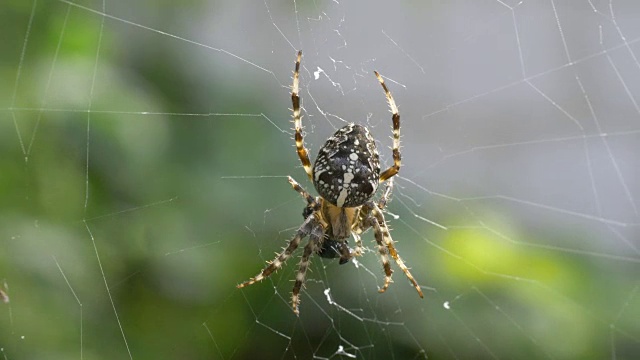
[{"left": 374, "top": 71, "right": 401, "bottom": 182}]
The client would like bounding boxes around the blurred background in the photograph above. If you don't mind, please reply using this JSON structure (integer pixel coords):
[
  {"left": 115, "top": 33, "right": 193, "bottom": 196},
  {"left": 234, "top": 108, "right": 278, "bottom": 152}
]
[{"left": 1, "top": 0, "right": 639, "bottom": 358}]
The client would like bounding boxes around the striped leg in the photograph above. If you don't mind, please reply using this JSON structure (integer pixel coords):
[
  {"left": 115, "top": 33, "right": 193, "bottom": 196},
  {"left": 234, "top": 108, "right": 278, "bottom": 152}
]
[
  {"left": 367, "top": 216, "right": 394, "bottom": 293},
  {"left": 353, "top": 178, "right": 393, "bottom": 258},
  {"left": 237, "top": 215, "right": 315, "bottom": 289},
  {"left": 291, "top": 224, "right": 323, "bottom": 315},
  {"left": 352, "top": 231, "right": 364, "bottom": 257},
  {"left": 374, "top": 71, "right": 401, "bottom": 182},
  {"left": 292, "top": 50, "right": 313, "bottom": 181},
  {"left": 288, "top": 176, "right": 317, "bottom": 208},
  {"left": 371, "top": 208, "right": 423, "bottom": 298},
  {"left": 377, "top": 177, "right": 394, "bottom": 210}
]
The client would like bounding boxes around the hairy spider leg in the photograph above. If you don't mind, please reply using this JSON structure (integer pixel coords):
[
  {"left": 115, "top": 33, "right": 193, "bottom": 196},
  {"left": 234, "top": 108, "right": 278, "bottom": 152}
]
[
  {"left": 292, "top": 50, "right": 313, "bottom": 181},
  {"left": 291, "top": 224, "right": 324, "bottom": 315},
  {"left": 351, "top": 231, "right": 364, "bottom": 257},
  {"left": 290, "top": 175, "right": 352, "bottom": 264},
  {"left": 377, "top": 177, "right": 394, "bottom": 210},
  {"left": 374, "top": 71, "right": 401, "bottom": 182},
  {"left": 288, "top": 176, "right": 317, "bottom": 208},
  {"left": 236, "top": 215, "right": 315, "bottom": 289},
  {"left": 367, "top": 215, "right": 394, "bottom": 293},
  {"left": 370, "top": 207, "right": 424, "bottom": 298},
  {"left": 351, "top": 179, "right": 395, "bottom": 258}
]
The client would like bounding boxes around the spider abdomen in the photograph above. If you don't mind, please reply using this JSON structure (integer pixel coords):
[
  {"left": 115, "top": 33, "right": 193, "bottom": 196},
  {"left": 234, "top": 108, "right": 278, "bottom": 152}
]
[{"left": 312, "top": 124, "right": 380, "bottom": 207}]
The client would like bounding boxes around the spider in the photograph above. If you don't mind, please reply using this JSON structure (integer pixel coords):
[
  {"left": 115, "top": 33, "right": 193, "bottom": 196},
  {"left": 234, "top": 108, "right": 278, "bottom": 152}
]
[{"left": 237, "top": 51, "right": 423, "bottom": 315}]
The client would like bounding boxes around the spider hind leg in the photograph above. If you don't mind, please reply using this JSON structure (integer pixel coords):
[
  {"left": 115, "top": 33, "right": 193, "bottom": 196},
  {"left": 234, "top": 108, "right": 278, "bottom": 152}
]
[
  {"left": 370, "top": 207, "right": 424, "bottom": 298},
  {"left": 291, "top": 224, "right": 324, "bottom": 315},
  {"left": 237, "top": 215, "right": 315, "bottom": 289}
]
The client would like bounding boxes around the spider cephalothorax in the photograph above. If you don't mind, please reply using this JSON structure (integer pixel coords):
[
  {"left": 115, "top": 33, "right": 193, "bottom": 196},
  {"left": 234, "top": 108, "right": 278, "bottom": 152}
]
[{"left": 237, "top": 51, "right": 423, "bottom": 315}]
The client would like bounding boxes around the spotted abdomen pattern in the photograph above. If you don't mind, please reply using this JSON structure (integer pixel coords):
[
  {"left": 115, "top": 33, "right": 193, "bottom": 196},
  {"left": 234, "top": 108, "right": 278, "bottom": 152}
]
[{"left": 312, "top": 124, "right": 380, "bottom": 208}]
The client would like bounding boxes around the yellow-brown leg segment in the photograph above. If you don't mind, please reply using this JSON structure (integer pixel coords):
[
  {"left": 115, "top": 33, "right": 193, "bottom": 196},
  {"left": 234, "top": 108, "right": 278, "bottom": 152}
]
[
  {"left": 291, "top": 224, "right": 323, "bottom": 315},
  {"left": 292, "top": 50, "right": 313, "bottom": 181},
  {"left": 371, "top": 208, "right": 423, "bottom": 298},
  {"left": 374, "top": 71, "right": 401, "bottom": 182}
]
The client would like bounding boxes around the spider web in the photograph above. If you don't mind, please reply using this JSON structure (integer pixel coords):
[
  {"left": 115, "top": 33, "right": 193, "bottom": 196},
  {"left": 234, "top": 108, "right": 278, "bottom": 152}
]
[{"left": 1, "top": 0, "right": 640, "bottom": 358}]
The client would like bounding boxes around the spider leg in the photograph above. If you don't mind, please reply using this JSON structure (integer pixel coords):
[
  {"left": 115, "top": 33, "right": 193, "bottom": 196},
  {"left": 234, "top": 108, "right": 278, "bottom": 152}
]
[
  {"left": 374, "top": 71, "right": 401, "bottom": 182},
  {"left": 369, "top": 207, "right": 423, "bottom": 298},
  {"left": 366, "top": 215, "right": 394, "bottom": 294},
  {"left": 377, "top": 177, "right": 394, "bottom": 210},
  {"left": 338, "top": 241, "right": 351, "bottom": 264},
  {"left": 291, "top": 223, "right": 324, "bottom": 315},
  {"left": 237, "top": 215, "right": 315, "bottom": 289},
  {"left": 292, "top": 50, "right": 313, "bottom": 181},
  {"left": 288, "top": 176, "right": 318, "bottom": 208},
  {"left": 352, "top": 231, "right": 364, "bottom": 257},
  {"left": 367, "top": 204, "right": 424, "bottom": 298},
  {"left": 351, "top": 180, "right": 393, "bottom": 258}
]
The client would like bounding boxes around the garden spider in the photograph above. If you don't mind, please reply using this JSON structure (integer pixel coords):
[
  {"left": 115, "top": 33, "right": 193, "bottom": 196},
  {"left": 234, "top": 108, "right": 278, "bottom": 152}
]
[{"left": 237, "top": 51, "right": 423, "bottom": 315}]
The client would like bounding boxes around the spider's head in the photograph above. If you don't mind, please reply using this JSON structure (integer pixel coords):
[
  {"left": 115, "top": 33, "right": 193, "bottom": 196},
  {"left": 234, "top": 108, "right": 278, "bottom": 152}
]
[{"left": 312, "top": 123, "right": 380, "bottom": 208}]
